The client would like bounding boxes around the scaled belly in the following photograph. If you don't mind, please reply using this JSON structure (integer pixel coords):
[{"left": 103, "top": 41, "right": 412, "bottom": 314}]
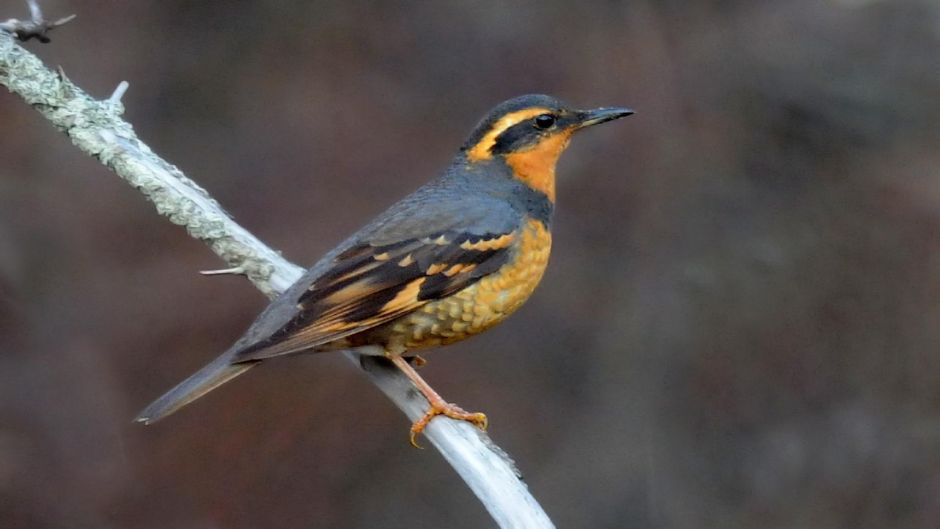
[{"left": 381, "top": 219, "right": 551, "bottom": 350}]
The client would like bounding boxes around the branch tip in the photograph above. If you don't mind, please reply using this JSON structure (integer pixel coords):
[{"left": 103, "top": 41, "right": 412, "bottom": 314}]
[
  {"left": 200, "top": 266, "right": 247, "bottom": 276},
  {"left": 109, "top": 81, "right": 129, "bottom": 105},
  {"left": 52, "top": 14, "right": 77, "bottom": 27}
]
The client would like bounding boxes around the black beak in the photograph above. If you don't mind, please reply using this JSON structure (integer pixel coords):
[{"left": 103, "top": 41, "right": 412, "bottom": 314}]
[{"left": 575, "top": 107, "right": 634, "bottom": 129}]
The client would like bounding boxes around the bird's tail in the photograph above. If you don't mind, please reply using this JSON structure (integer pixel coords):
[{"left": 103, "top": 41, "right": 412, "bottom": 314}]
[{"left": 135, "top": 352, "right": 257, "bottom": 424}]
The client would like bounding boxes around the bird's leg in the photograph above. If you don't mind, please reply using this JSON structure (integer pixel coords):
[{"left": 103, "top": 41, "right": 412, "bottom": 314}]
[{"left": 390, "top": 355, "right": 488, "bottom": 448}]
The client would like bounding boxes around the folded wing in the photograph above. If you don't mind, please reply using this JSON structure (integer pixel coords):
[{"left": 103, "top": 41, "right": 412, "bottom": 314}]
[{"left": 233, "top": 230, "right": 517, "bottom": 361}]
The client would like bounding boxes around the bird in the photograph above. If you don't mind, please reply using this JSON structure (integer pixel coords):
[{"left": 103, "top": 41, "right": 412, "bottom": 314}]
[{"left": 136, "top": 94, "right": 632, "bottom": 446}]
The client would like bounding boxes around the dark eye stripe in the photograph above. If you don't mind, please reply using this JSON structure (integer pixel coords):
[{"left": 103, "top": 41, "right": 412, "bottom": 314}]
[{"left": 491, "top": 121, "right": 545, "bottom": 154}]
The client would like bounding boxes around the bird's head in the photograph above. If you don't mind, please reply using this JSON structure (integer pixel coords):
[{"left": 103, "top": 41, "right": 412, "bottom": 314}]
[{"left": 460, "top": 94, "right": 632, "bottom": 202}]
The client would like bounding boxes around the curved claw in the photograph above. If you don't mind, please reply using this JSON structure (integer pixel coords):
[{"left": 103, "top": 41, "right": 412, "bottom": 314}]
[
  {"left": 409, "top": 402, "right": 488, "bottom": 449},
  {"left": 389, "top": 355, "right": 488, "bottom": 448}
]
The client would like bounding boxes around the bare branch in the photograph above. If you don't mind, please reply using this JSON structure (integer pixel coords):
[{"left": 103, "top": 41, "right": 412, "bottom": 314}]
[
  {"left": 0, "top": 0, "right": 75, "bottom": 43},
  {"left": 0, "top": 28, "right": 555, "bottom": 529}
]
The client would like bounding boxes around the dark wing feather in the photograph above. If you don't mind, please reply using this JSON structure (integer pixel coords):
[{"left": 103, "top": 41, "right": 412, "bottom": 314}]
[{"left": 233, "top": 229, "right": 516, "bottom": 361}]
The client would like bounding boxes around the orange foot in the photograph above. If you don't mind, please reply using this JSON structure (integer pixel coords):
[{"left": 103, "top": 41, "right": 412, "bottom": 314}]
[
  {"left": 389, "top": 355, "right": 488, "bottom": 448},
  {"left": 410, "top": 402, "right": 487, "bottom": 449}
]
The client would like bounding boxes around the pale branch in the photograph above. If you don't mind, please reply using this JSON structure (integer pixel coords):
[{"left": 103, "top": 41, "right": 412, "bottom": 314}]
[{"left": 0, "top": 22, "right": 555, "bottom": 529}]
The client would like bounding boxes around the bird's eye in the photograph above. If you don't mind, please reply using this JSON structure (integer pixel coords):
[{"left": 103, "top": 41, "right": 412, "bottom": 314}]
[{"left": 534, "top": 114, "right": 556, "bottom": 129}]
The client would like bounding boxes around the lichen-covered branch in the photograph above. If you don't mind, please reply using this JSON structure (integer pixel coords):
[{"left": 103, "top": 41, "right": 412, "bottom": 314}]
[
  {"left": 0, "top": 33, "right": 297, "bottom": 296},
  {"left": 0, "top": 27, "right": 554, "bottom": 529}
]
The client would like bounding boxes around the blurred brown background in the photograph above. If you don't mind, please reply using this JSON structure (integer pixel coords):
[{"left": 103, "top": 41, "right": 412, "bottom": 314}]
[{"left": 2, "top": 1, "right": 939, "bottom": 528}]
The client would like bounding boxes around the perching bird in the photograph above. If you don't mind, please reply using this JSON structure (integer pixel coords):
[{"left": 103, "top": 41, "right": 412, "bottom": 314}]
[{"left": 136, "top": 94, "right": 632, "bottom": 445}]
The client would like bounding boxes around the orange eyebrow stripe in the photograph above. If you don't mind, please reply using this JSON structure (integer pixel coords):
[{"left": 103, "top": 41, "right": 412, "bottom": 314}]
[{"left": 466, "top": 108, "right": 551, "bottom": 162}]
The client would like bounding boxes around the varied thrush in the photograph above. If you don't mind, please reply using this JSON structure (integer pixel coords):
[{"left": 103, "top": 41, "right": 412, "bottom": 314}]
[{"left": 137, "top": 94, "right": 632, "bottom": 445}]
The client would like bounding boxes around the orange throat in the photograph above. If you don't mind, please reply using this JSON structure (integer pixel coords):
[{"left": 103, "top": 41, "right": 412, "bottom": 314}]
[{"left": 503, "top": 131, "right": 571, "bottom": 202}]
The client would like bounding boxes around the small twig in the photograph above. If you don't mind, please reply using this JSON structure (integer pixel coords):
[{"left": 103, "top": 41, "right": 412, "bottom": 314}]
[
  {"left": 200, "top": 266, "right": 247, "bottom": 276},
  {"left": 108, "top": 80, "right": 129, "bottom": 106},
  {"left": 0, "top": 0, "right": 75, "bottom": 43},
  {"left": 25, "top": 0, "right": 41, "bottom": 21}
]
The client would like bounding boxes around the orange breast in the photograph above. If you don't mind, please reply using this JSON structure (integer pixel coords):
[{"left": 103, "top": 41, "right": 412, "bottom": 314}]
[{"left": 382, "top": 218, "right": 552, "bottom": 350}]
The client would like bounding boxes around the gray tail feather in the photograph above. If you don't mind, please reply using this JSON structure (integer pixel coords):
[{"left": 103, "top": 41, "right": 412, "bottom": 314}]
[{"left": 135, "top": 353, "right": 257, "bottom": 424}]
